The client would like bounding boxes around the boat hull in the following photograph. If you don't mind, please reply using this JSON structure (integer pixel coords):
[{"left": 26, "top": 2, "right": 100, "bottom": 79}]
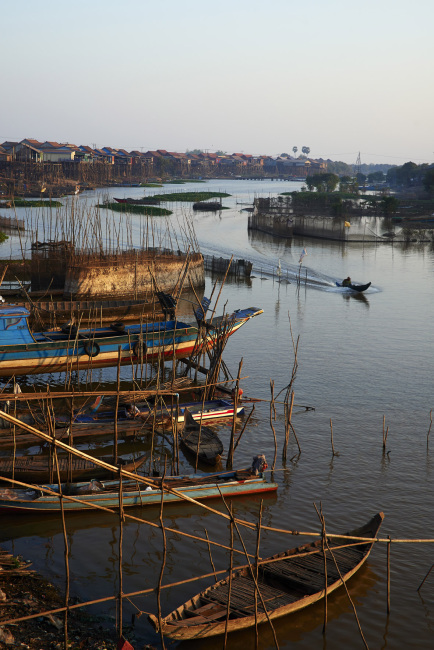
[
  {"left": 0, "top": 454, "right": 147, "bottom": 485},
  {"left": 0, "top": 473, "right": 277, "bottom": 514},
  {"left": 152, "top": 512, "right": 384, "bottom": 640},
  {"left": 0, "top": 307, "right": 262, "bottom": 377},
  {"left": 59, "top": 399, "right": 244, "bottom": 426},
  {"left": 336, "top": 282, "right": 371, "bottom": 293}
]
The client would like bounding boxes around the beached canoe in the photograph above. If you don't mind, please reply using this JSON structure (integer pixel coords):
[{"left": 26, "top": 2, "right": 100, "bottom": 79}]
[
  {"left": 149, "top": 512, "right": 384, "bottom": 640},
  {"left": 0, "top": 466, "right": 277, "bottom": 514}
]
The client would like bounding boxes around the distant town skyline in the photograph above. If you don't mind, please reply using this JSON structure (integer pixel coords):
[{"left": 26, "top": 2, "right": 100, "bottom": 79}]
[{"left": 2, "top": 0, "right": 433, "bottom": 167}]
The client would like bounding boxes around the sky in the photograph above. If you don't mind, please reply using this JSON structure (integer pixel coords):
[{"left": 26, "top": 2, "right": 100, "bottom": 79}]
[{"left": 1, "top": 0, "right": 433, "bottom": 165}]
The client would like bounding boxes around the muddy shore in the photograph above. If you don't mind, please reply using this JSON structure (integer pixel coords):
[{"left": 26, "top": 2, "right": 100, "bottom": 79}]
[{"left": 0, "top": 547, "right": 122, "bottom": 649}]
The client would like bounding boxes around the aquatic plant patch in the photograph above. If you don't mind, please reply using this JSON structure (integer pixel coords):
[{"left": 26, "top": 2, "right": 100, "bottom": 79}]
[
  {"left": 148, "top": 191, "right": 231, "bottom": 202},
  {"left": 100, "top": 203, "right": 172, "bottom": 216}
]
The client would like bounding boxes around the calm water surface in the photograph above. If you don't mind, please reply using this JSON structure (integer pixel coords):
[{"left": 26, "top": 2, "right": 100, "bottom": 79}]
[{"left": 2, "top": 180, "right": 434, "bottom": 648}]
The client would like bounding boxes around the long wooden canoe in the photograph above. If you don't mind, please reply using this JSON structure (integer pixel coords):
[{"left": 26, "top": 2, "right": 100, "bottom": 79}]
[
  {"left": 56, "top": 398, "right": 244, "bottom": 426},
  {"left": 0, "top": 304, "right": 263, "bottom": 377},
  {"left": 0, "top": 468, "right": 277, "bottom": 514},
  {"left": 149, "top": 512, "right": 384, "bottom": 640},
  {"left": 0, "top": 453, "right": 147, "bottom": 485}
]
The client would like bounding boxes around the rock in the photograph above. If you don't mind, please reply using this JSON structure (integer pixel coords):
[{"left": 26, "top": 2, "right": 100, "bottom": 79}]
[{"left": 0, "top": 626, "right": 14, "bottom": 645}]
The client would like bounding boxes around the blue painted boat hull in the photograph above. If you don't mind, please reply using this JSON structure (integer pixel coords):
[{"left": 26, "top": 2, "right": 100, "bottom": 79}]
[
  {"left": 0, "top": 306, "right": 263, "bottom": 377},
  {"left": 59, "top": 399, "right": 244, "bottom": 426},
  {"left": 0, "top": 471, "right": 277, "bottom": 513}
]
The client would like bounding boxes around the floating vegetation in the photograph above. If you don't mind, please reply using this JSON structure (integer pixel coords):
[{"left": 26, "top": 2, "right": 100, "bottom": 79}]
[
  {"left": 101, "top": 203, "right": 172, "bottom": 216},
  {"left": 11, "top": 198, "right": 63, "bottom": 208},
  {"left": 141, "top": 182, "right": 164, "bottom": 187},
  {"left": 149, "top": 191, "right": 231, "bottom": 202}
]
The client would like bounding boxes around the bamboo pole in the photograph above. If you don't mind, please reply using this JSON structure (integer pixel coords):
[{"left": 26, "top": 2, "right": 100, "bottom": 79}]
[
  {"left": 218, "top": 488, "right": 279, "bottom": 649},
  {"left": 223, "top": 504, "right": 234, "bottom": 649},
  {"left": 387, "top": 535, "right": 391, "bottom": 614},
  {"left": 269, "top": 380, "right": 278, "bottom": 470},
  {"left": 117, "top": 470, "right": 124, "bottom": 640},
  {"left": 254, "top": 501, "right": 263, "bottom": 650},
  {"left": 315, "top": 505, "right": 369, "bottom": 650},
  {"left": 417, "top": 563, "right": 434, "bottom": 591},
  {"left": 330, "top": 418, "right": 338, "bottom": 456},
  {"left": 282, "top": 391, "right": 294, "bottom": 461},
  {"left": 204, "top": 529, "right": 218, "bottom": 583},
  {"left": 320, "top": 504, "right": 328, "bottom": 634},
  {"left": 234, "top": 404, "right": 255, "bottom": 453},
  {"left": 227, "top": 359, "right": 243, "bottom": 469},
  {"left": 114, "top": 346, "right": 122, "bottom": 465},
  {"left": 156, "top": 460, "right": 167, "bottom": 650},
  {"left": 54, "top": 448, "right": 69, "bottom": 650}
]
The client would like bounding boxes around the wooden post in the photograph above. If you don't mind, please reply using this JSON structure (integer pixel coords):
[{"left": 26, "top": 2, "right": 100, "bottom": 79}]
[
  {"left": 387, "top": 535, "right": 391, "bottom": 614},
  {"left": 321, "top": 507, "right": 328, "bottom": 634},
  {"left": 118, "top": 469, "right": 124, "bottom": 639},
  {"left": 226, "top": 359, "right": 243, "bottom": 470},
  {"left": 254, "top": 501, "right": 263, "bottom": 650},
  {"left": 269, "top": 380, "right": 278, "bottom": 470},
  {"left": 223, "top": 505, "right": 234, "bottom": 648},
  {"left": 283, "top": 391, "right": 294, "bottom": 461},
  {"left": 114, "top": 346, "right": 121, "bottom": 465},
  {"left": 330, "top": 418, "right": 338, "bottom": 456},
  {"left": 156, "top": 460, "right": 167, "bottom": 650}
]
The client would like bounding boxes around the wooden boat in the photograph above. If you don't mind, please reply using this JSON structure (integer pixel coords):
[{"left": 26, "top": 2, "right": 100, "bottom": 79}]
[
  {"left": 0, "top": 467, "right": 277, "bottom": 514},
  {"left": 22, "top": 297, "right": 162, "bottom": 327},
  {"left": 336, "top": 281, "right": 371, "bottom": 293},
  {"left": 0, "top": 419, "right": 150, "bottom": 449},
  {"left": 180, "top": 409, "right": 224, "bottom": 465},
  {"left": 0, "top": 304, "right": 262, "bottom": 377},
  {"left": 149, "top": 512, "right": 384, "bottom": 640},
  {"left": 57, "top": 398, "right": 244, "bottom": 427},
  {"left": 0, "top": 453, "right": 147, "bottom": 485}
]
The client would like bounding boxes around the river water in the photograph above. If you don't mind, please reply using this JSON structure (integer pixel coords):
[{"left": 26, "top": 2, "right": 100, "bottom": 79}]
[{"left": 2, "top": 180, "right": 434, "bottom": 648}]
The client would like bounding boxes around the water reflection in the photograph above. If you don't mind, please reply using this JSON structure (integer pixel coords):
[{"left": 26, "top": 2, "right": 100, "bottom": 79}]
[{"left": 341, "top": 292, "right": 370, "bottom": 308}]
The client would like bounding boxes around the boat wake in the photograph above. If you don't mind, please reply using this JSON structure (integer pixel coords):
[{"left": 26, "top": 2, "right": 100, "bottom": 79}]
[{"left": 199, "top": 243, "right": 377, "bottom": 293}]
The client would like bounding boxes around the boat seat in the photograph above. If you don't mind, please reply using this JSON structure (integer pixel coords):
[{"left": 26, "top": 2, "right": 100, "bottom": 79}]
[{"left": 184, "top": 602, "right": 227, "bottom": 620}]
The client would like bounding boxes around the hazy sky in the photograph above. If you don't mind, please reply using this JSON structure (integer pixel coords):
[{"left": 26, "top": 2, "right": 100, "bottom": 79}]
[{"left": 1, "top": 0, "right": 433, "bottom": 164}]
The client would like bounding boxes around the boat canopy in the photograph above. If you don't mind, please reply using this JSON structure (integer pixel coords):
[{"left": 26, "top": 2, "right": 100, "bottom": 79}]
[{"left": 0, "top": 304, "right": 34, "bottom": 345}]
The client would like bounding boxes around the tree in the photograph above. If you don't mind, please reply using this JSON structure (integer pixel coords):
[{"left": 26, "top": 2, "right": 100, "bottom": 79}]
[
  {"left": 367, "top": 171, "right": 385, "bottom": 183},
  {"left": 387, "top": 161, "right": 418, "bottom": 187},
  {"left": 339, "top": 175, "right": 358, "bottom": 194},
  {"left": 301, "top": 146, "right": 310, "bottom": 157},
  {"left": 423, "top": 168, "right": 434, "bottom": 195},
  {"left": 305, "top": 173, "right": 339, "bottom": 193},
  {"left": 381, "top": 196, "right": 399, "bottom": 217},
  {"left": 292, "top": 146, "right": 298, "bottom": 157}
]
